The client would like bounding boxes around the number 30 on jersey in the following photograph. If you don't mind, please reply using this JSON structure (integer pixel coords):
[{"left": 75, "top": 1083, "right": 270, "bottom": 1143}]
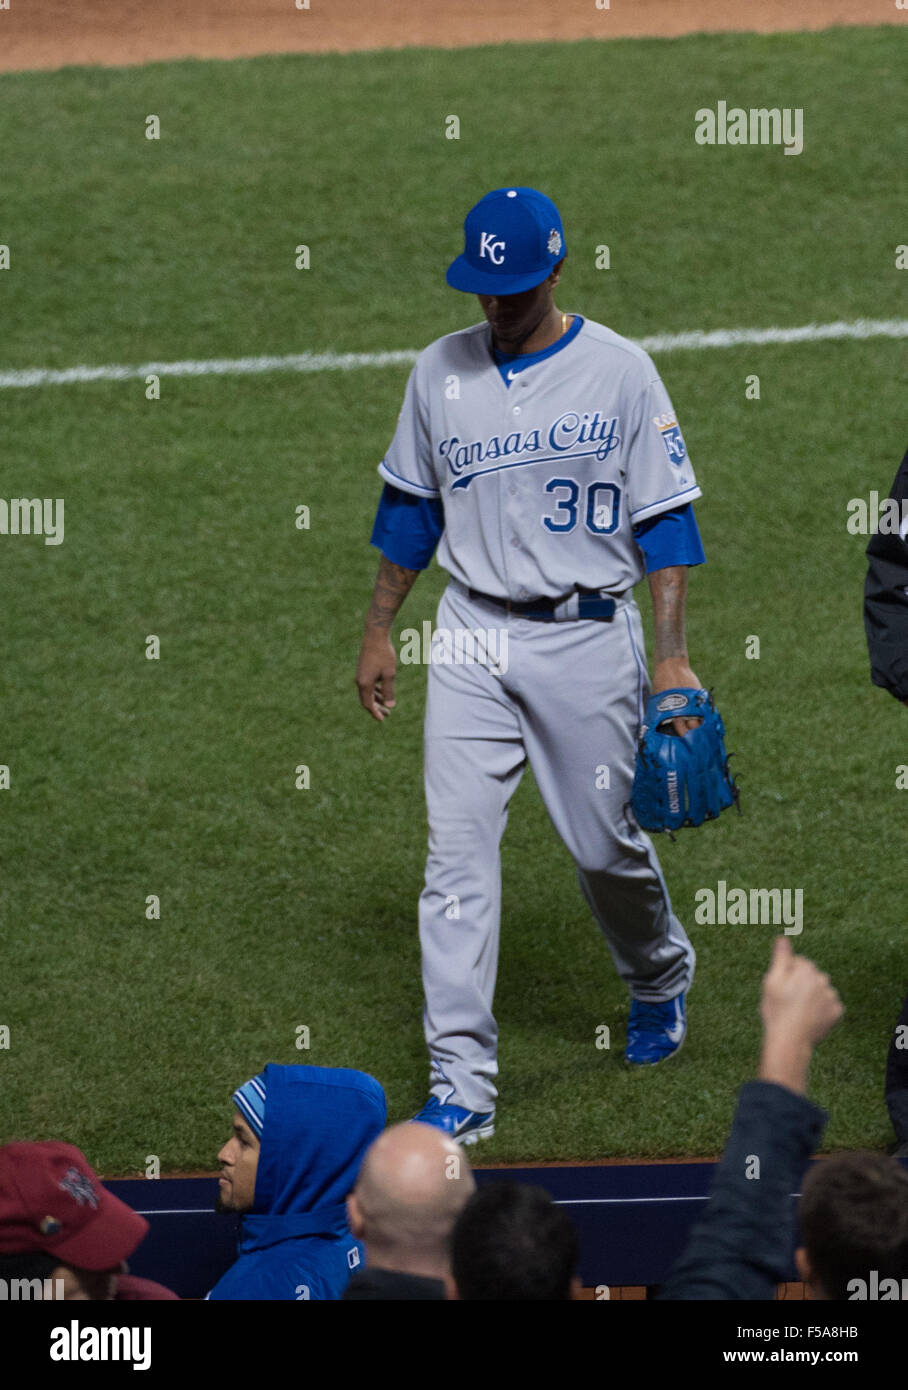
[{"left": 542, "top": 478, "right": 620, "bottom": 535}]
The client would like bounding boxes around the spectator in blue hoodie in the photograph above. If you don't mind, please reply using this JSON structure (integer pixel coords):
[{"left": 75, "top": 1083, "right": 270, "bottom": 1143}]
[{"left": 207, "top": 1063, "right": 387, "bottom": 1300}]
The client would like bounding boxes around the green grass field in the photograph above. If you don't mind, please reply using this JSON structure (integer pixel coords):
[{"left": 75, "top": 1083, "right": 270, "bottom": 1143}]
[{"left": 1, "top": 26, "right": 906, "bottom": 1173}]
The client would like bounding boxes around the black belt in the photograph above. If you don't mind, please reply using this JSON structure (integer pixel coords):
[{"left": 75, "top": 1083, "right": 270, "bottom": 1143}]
[{"left": 467, "top": 587, "right": 617, "bottom": 621}]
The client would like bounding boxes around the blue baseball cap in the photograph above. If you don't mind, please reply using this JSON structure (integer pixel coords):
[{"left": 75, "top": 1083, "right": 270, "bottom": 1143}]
[{"left": 446, "top": 187, "right": 566, "bottom": 296}]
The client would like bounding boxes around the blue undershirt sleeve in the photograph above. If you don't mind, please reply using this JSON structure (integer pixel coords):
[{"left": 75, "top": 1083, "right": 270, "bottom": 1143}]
[
  {"left": 633, "top": 503, "right": 706, "bottom": 573},
  {"left": 370, "top": 483, "right": 445, "bottom": 571}
]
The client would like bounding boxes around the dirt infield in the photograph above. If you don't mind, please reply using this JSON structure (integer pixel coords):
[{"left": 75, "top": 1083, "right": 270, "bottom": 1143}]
[{"left": 0, "top": 0, "right": 889, "bottom": 72}]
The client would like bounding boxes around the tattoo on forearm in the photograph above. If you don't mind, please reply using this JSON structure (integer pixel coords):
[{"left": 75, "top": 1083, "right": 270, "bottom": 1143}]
[
  {"left": 649, "top": 566, "right": 689, "bottom": 664},
  {"left": 365, "top": 555, "right": 420, "bottom": 631}
]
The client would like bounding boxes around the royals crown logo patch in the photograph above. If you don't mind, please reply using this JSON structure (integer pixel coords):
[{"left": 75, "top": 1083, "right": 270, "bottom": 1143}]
[{"left": 653, "top": 413, "right": 688, "bottom": 466}]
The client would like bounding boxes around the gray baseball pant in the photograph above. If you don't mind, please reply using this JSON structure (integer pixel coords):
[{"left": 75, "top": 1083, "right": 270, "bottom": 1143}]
[{"left": 419, "top": 578, "right": 695, "bottom": 1113}]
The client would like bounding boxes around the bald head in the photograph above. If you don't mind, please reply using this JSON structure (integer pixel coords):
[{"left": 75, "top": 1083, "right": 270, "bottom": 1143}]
[{"left": 348, "top": 1123, "right": 476, "bottom": 1279}]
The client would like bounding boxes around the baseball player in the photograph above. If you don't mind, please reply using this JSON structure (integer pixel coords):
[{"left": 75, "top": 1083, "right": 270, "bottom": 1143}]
[{"left": 356, "top": 187, "right": 707, "bottom": 1143}]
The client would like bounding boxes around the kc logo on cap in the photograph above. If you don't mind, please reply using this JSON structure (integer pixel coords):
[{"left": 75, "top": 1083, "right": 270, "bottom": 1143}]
[
  {"left": 447, "top": 187, "right": 567, "bottom": 297},
  {"left": 479, "top": 232, "right": 506, "bottom": 265}
]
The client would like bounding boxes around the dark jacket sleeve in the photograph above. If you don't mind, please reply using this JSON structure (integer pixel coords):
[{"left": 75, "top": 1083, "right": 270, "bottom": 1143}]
[
  {"left": 658, "top": 1080, "right": 827, "bottom": 1300},
  {"left": 886, "top": 988, "right": 908, "bottom": 1148},
  {"left": 864, "top": 447, "right": 908, "bottom": 701}
]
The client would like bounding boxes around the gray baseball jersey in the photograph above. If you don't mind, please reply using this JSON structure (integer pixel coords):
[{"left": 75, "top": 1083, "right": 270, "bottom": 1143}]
[{"left": 378, "top": 317, "right": 700, "bottom": 600}]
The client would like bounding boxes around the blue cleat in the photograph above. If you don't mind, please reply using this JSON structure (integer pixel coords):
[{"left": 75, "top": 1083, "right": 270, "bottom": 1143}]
[
  {"left": 410, "top": 1095, "right": 495, "bottom": 1145},
  {"left": 625, "top": 992, "right": 687, "bottom": 1066}
]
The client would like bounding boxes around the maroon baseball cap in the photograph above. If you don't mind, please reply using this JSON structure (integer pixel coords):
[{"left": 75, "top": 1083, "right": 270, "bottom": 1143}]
[{"left": 0, "top": 1141, "right": 148, "bottom": 1271}]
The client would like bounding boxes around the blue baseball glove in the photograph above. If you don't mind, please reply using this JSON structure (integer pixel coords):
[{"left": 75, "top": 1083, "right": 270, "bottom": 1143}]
[{"left": 630, "top": 688, "right": 739, "bottom": 834}]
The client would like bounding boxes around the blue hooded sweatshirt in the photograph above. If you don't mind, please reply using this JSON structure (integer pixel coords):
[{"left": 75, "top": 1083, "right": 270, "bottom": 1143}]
[{"left": 208, "top": 1063, "right": 387, "bottom": 1300}]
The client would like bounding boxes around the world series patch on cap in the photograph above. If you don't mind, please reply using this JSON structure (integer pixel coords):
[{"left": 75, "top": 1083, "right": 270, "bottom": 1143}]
[{"left": 446, "top": 187, "right": 567, "bottom": 296}]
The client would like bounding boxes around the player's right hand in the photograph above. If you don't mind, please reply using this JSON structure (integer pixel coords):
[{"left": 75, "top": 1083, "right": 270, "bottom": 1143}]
[{"left": 356, "top": 631, "right": 397, "bottom": 721}]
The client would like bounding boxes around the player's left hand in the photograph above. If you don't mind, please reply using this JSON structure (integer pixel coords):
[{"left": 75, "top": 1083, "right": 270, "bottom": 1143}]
[{"left": 652, "top": 660, "right": 703, "bottom": 734}]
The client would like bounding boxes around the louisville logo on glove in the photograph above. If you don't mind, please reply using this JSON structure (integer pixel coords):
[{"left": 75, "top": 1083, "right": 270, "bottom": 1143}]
[{"left": 630, "top": 688, "right": 740, "bottom": 834}]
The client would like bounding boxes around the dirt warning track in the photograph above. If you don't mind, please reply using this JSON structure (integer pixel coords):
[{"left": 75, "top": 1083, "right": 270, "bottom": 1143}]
[{"left": 0, "top": 0, "right": 889, "bottom": 73}]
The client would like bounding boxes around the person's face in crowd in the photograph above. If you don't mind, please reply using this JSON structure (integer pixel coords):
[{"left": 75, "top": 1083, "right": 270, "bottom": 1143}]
[
  {"left": 53, "top": 1264, "right": 121, "bottom": 1299},
  {"left": 216, "top": 1111, "right": 260, "bottom": 1213}
]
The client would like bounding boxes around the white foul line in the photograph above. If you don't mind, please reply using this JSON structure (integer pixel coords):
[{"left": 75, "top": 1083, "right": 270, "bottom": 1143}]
[{"left": 0, "top": 319, "right": 904, "bottom": 390}]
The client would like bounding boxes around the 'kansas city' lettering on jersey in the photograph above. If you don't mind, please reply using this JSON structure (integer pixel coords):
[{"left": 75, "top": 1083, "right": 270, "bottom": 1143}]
[
  {"left": 378, "top": 316, "right": 700, "bottom": 600},
  {"left": 440, "top": 410, "right": 621, "bottom": 487}
]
